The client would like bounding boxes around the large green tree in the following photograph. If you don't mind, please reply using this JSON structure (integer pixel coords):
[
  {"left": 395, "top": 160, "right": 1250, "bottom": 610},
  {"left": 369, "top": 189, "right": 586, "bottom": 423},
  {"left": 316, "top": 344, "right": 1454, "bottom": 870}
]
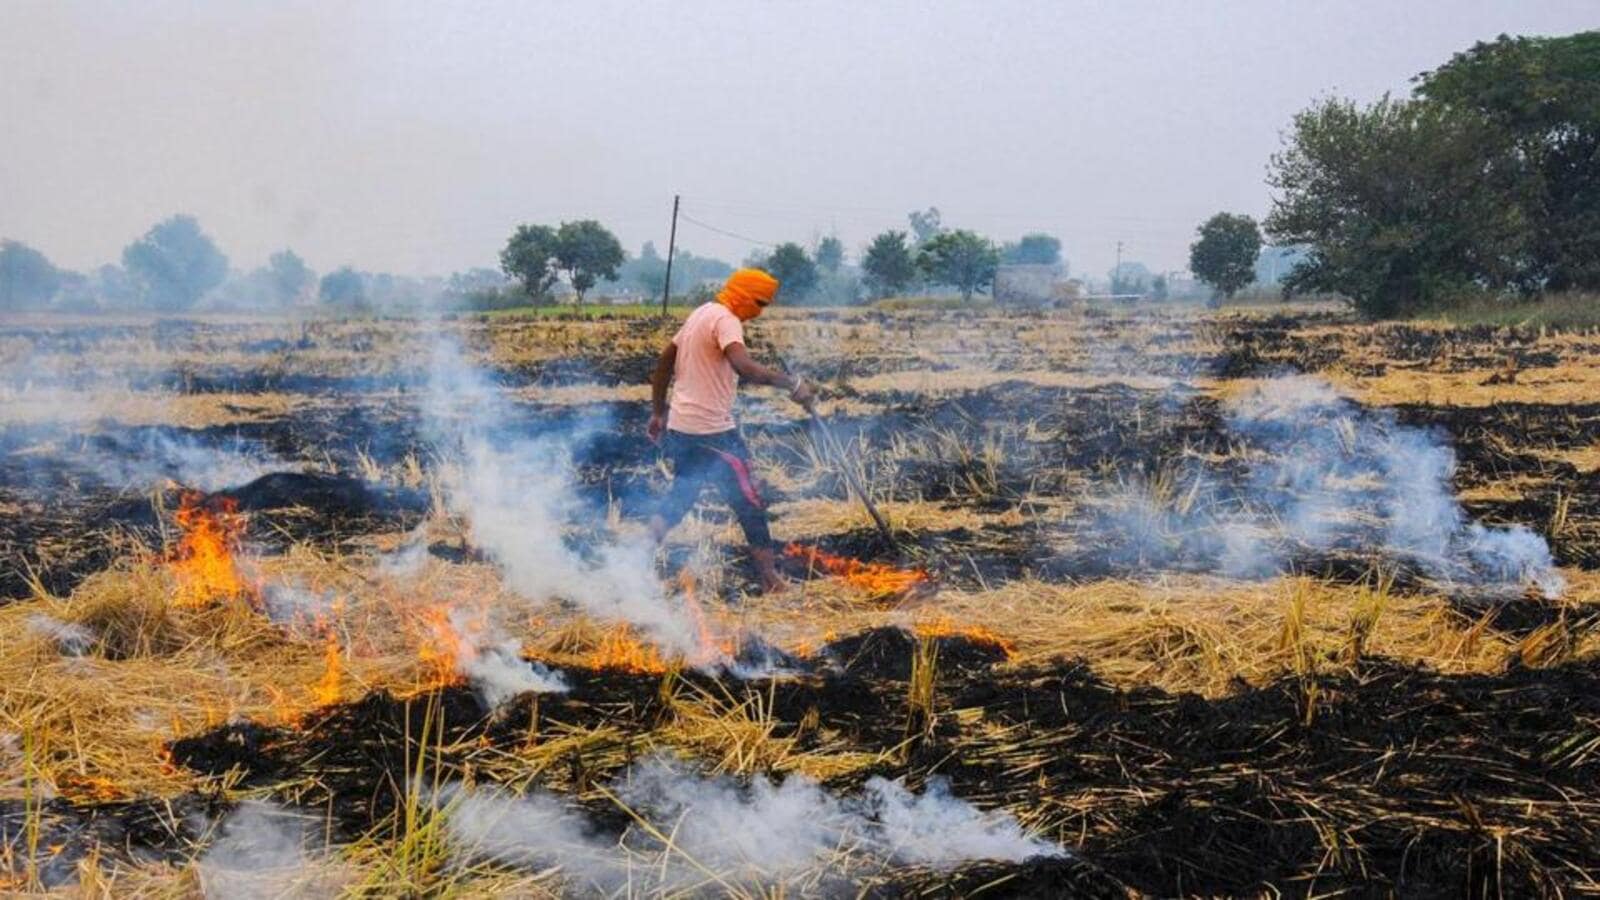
[
  {"left": 917, "top": 230, "right": 999, "bottom": 302},
  {"left": 1414, "top": 32, "right": 1600, "bottom": 291},
  {"left": 121, "top": 215, "right": 228, "bottom": 311},
  {"left": 0, "top": 240, "right": 63, "bottom": 310},
  {"left": 554, "top": 220, "right": 625, "bottom": 310},
  {"left": 499, "top": 224, "right": 561, "bottom": 304},
  {"left": 1189, "top": 213, "right": 1262, "bottom": 299},
  {"left": 861, "top": 230, "right": 916, "bottom": 299},
  {"left": 1267, "top": 31, "right": 1599, "bottom": 316},
  {"left": 1266, "top": 97, "right": 1521, "bottom": 317},
  {"left": 763, "top": 242, "right": 818, "bottom": 301}
]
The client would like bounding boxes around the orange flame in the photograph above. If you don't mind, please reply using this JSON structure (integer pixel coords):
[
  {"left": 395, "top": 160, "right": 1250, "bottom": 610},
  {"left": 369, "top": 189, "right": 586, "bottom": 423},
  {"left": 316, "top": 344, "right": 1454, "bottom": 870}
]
[
  {"left": 313, "top": 632, "right": 342, "bottom": 706},
  {"left": 56, "top": 772, "right": 130, "bottom": 804},
  {"left": 784, "top": 542, "right": 929, "bottom": 597},
  {"left": 913, "top": 615, "right": 1017, "bottom": 658},
  {"left": 582, "top": 573, "right": 737, "bottom": 673},
  {"left": 587, "top": 623, "right": 669, "bottom": 673},
  {"left": 679, "top": 572, "right": 736, "bottom": 667},
  {"left": 414, "top": 605, "right": 471, "bottom": 689},
  {"left": 170, "top": 491, "right": 248, "bottom": 608}
]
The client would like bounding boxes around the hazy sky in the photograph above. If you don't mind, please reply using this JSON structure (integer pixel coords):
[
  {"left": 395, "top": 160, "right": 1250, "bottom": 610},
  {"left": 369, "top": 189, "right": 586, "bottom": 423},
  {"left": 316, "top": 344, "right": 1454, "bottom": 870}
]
[{"left": 2, "top": 1, "right": 1593, "bottom": 280}]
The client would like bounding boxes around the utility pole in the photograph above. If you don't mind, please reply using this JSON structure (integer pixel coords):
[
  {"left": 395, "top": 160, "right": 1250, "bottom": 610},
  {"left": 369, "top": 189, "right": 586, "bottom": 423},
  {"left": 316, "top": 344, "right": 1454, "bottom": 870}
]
[
  {"left": 1114, "top": 240, "right": 1124, "bottom": 293},
  {"left": 661, "top": 194, "right": 680, "bottom": 318}
]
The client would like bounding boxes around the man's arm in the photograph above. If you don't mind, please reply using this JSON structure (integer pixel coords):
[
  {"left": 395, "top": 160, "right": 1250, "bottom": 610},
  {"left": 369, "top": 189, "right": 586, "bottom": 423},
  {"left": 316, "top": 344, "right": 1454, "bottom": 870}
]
[
  {"left": 726, "top": 343, "right": 814, "bottom": 406},
  {"left": 647, "top": 341, "right": 676, "bottom": 441}
]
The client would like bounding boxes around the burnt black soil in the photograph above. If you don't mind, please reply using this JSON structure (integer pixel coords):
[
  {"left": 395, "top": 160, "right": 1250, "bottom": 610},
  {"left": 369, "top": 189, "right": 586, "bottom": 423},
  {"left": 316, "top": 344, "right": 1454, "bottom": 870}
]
[
  {"left": 0, "top": 793, "right": 225, "bottom": 888},
  {"left": 936, "top": 656, "right": 1600, "bottom": 898},
  {"left": 217, "top": 472, "right": 428, "bottom": 548},
  {"left": 1215, "top": 318, "right": 1566, "bottom": 378},
  {"left": 870, "top": 855, "right": 1134, "bottom": 899},
  {"left": 818, "top": 626, "right": 1012, "bottom": 681}
]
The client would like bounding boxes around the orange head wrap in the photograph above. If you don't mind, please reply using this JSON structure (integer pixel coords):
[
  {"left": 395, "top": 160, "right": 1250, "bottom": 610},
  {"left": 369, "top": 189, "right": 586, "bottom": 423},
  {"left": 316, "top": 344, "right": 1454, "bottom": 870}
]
[{"left": 717, "top": 268, "right": 780, "bottom": 320}]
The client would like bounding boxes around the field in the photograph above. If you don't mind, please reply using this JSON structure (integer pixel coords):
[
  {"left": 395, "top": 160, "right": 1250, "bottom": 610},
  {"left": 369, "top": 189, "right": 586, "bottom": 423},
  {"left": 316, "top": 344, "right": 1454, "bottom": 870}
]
[{"left": 2, "top": 303, "right": 1599, "bottom": 897}]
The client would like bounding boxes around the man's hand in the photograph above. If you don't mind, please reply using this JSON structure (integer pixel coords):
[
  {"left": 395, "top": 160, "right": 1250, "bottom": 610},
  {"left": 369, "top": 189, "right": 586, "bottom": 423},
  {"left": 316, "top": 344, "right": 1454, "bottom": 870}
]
[
  {"left": 647, "top": 412, "right": 667, "bottom": 443},
  {"left": 790, "top": 378, "right": 817, "bottom": 410}
]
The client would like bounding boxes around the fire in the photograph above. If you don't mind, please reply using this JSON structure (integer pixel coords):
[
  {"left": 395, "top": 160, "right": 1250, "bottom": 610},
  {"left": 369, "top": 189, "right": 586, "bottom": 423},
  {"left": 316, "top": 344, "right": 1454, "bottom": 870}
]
[
  {"left": 170, "top": 491, "right": 248, "bottom": 608},
  {"left": 584, "top": 573, "right": 736, "bottom": 673},
  {"left": 784, "top": 542, "right": 929, "bottom": 598},
  {"left": 314, "top": 632, "right": 342, "bottom": 706},
  {"left": 588, "top": 623, "right": 669, "bottom": 673},
  {"left": 415, "top": 604, "right": 472, "bottom": 689},
  {"left": 55, "top": 772, "right": 129, "bottom": 803},
  {"left": 913, "top": 615, "right": 1017, "bottom": 658},
  {"left": 678, "top": 571, "right": 736, "bottom": 667}
]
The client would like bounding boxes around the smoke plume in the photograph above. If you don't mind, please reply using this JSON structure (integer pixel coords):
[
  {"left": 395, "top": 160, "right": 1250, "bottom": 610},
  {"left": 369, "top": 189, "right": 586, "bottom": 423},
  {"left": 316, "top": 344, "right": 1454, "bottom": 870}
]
[
  {"left": 1098, "top": 374, "right": 1563, "bottom": 597},
  {"left": 196, "top": 801, "right": 346, "bottom": 898},
  {"left": 442, "top": 755, "right": 1060, "bottom": 891},
  {"left": 421, "top": 340, "right": 712, "bottom": 660}
]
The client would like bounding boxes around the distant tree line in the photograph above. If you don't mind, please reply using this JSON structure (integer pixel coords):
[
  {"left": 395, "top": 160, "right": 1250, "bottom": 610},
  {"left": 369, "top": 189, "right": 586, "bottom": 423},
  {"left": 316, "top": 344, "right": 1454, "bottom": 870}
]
[
  {"left": 1266, "top": 31, "right": 1600, "bottom": 317},
  {"left": 0, "top": 213, "right": 537, "bottom": 315}
]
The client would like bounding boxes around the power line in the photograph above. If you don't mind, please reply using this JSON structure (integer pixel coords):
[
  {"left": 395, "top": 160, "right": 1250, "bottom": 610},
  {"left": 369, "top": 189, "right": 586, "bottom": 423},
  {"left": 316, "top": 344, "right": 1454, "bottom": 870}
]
[{"left": 676, "top": 211, "right": 776, "bottom": 248}]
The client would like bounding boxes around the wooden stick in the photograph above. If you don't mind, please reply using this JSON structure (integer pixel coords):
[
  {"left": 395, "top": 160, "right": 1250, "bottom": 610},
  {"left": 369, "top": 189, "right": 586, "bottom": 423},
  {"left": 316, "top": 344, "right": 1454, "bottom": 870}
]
[{"left": 807, "top": 407, "right": 894, "bottom": 546}]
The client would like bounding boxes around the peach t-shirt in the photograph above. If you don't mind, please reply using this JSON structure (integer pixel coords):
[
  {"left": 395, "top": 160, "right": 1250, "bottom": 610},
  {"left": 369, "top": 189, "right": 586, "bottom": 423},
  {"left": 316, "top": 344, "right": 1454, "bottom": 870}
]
[{"left": 667, "top": 302, "right": 745, "bottom": 434}]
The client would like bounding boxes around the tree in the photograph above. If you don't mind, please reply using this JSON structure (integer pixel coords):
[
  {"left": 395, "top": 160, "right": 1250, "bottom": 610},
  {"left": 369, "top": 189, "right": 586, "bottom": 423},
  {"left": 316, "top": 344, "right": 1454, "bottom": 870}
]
[
  {"left": 500, "top": 224, "right": 561, "bottom": 304},
  {"left": 907, "top": 207, "right": 943, "bottom": 245},
  {"left": 764, "top": 242, "right": 818, "bottom": 301},
  {"left": 1151, "top": 274, "right": 1169, "bottom": 301},
  {"left": 861, "top": 230, "right": 916, "bottom": 299},
  {"left": 1266, "top": 96, "right": 1520, "bottom": 317},
  {"left": 0, "top": 240, "right": 63, "bottom": 310},
  {"left": 1413, "top": 32, "right": 1600, "bottom": 291},
  {"left": 627, "top": 241, "right": 668, "bottom": 296},
  {"left": 318, "top": 267, "right": 366, "bottom": 310},
  {"left": 554, "top": 220, "right": 625, "bottom": 310},
  {"left": 265, "top": 250, "right": 313, "bottom": 306},
  {"left": 444, "top": 268, "right": 517, "bottom": 310},
  {"left": 1001, "top": 233, "right": 1063, "bottom": 267},
  {"left": 121, "top": 215, "right": 229, "bottom": 311},
  {"left": 1189, "top": 213, "right": 1262, "bottom": 299},
  {"left": 90, "top": 264, "right": 139, "bottom": 309},
  {"left": 917, "top": 230, "right": 999, "bottom": 302},
  {"left": 814, "top": 235, "right": 844, "bottom": 273}
]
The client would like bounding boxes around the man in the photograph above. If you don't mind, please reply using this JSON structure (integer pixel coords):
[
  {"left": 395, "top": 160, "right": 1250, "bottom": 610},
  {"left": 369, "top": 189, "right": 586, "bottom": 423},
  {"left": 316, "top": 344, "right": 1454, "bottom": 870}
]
[{"left": 647, "top": 268, "right": 814, "bottom": 593}]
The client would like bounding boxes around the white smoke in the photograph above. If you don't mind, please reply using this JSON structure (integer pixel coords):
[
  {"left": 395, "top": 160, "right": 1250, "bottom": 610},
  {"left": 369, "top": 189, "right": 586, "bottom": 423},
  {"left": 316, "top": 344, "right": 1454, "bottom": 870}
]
[
  {"left": 1102, "top": 374, "right": 1563, "bottom": 597},
  {"left": 861, "top": 775, "right": 1060, "bottom": 865},
  {"left": 422, "top": 339, "right": 711, "bottom": 660},
  {"left": 27, "top": 614, "right": 95, "bottom": 656},
  {"left": 117, "top": 430, "right": 292, "bottom": 492},
  {"left": 197, "top": 801, "right": 345, "bottom": 898},
  {"left": 260, "top": 583, "right": 340, "bottom": 633},
  {"left": 426, "top": 605, "right": 568, "bottom": 706},
  {"left": 375, "top": 529, "right": 428, "bottom": 579},
  {"left": 442, "top": 755, "right": 1060, "bottom": 891}
]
